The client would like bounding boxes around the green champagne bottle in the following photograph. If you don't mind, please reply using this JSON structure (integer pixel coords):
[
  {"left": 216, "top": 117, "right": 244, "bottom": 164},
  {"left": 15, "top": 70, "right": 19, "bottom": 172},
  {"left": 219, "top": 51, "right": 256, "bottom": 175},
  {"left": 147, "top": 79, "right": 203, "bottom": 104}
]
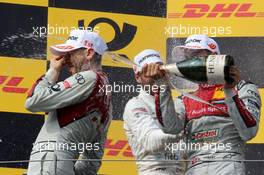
[{"left": 161, "top": 55, "right": 234, "bottom": 84}]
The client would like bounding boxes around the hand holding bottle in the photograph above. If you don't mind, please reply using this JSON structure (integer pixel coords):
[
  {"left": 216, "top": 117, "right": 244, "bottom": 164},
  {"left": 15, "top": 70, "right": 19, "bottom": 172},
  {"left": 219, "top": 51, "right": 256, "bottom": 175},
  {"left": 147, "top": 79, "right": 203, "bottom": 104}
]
[
  {"left": 141, "top": 63, "right": 165, "bottom": 80},
  {"left": 224, "top": 66, "right": 241, "bottom": 88}
]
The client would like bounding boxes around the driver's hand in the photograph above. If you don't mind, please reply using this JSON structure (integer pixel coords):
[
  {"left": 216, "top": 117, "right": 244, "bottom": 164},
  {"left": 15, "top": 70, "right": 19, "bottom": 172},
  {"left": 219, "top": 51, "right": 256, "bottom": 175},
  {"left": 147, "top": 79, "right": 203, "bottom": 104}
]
[
  {"left": 141, "top": 63, "right": 165, "bottom": 80},
  {"left": 225, "top": 66, "right": 241, "bottom": 89},
  {"left": 50, "top": 55, "right": 65, "bottom": 72}
]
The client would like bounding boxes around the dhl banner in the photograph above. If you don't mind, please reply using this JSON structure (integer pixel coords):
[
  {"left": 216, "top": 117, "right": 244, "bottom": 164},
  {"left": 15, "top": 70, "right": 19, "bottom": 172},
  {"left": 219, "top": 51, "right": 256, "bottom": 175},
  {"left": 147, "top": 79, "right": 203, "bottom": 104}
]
[
  {"left": 166, "top": 0, "right": 264, "bottom": 37},
  {"left": 0, "top": 57, "right": 46, "bottom": 114}
]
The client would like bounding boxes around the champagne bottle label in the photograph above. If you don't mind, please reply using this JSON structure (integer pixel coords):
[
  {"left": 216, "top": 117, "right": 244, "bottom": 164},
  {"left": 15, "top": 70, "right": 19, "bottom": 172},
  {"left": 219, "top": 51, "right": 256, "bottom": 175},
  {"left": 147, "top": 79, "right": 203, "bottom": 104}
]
[{"left": 206, "top": 55, "right": 226, "bottom": 84}]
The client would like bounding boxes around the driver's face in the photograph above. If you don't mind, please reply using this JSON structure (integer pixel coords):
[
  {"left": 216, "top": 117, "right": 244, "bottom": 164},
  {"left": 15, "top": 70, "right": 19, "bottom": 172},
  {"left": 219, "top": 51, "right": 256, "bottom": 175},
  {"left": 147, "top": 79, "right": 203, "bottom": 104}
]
[{"left": 64, "top": 48, "right": 86, "bottom": 74}]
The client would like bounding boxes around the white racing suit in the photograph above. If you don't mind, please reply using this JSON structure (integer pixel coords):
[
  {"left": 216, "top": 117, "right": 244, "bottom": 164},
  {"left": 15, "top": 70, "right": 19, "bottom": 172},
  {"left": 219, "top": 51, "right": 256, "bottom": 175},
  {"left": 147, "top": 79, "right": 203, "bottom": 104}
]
[
  {"left": 123, "top": 89, "right": 186, "bottom": 175},
  {"left": 25, "top": 68, "right": 112, "bottom": 175},
  {"left": 156, "top": 81, "right": 261, "bottom": 175}
]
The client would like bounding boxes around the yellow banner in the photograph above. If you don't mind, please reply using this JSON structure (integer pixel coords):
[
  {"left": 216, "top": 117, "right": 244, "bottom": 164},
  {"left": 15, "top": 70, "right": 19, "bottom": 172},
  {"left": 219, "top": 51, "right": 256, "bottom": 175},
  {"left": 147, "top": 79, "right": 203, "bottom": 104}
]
[
  {"left": 0, "top": 168, "right": 26, "bottom": 175},
  {"left": 0, "top": 57, "right": 46, "bottom": 114},
  {"left": 47, "top": 8, "right": 166, "bottom": 68},
  {"left": 167, "top": 0, "right": 264, "bottom": 37},
  {"left": 0, "top": 0, "right": 48, "bottom": 7}
]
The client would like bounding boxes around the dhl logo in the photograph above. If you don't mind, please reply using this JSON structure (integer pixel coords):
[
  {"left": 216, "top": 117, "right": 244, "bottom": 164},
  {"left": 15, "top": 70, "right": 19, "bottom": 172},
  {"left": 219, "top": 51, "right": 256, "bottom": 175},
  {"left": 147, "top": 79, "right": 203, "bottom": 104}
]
[
  {"left": 104, "top": 139, "right": 133, "bottom": 158},
  {"left": 168, "top": 3, "right": 264, "bottom": 18},
  {"left": 0, "top": 75, "right": 28, "bottom": 93}
]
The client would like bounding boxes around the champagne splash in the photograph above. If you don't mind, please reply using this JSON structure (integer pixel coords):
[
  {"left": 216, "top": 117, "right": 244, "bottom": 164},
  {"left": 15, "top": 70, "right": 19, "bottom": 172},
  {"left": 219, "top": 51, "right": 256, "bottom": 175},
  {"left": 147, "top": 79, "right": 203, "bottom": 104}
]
[
  {"left": 1, "top": 30, "right": 47, "bottom": 59},
  {"left": 1, "top": 31, "right": 67, "bottom": 59},
  {"left": 168, "top": 81, "right": 228, "bottom": 114},
  {"left": 104, "top": 51, "right": 140, "bottom": 67},
  {"left": 103, "top": 51, "right": 229, "bottom": 114}
]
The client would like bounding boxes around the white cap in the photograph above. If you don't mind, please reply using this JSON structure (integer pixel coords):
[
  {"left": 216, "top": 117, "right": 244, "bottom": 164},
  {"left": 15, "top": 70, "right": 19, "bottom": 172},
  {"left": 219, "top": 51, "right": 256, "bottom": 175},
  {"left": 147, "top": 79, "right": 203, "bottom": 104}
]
[
  {"left": 50, "top": 30, "right": 108, "bottom": 56},
  {"left": 133, "top": 49, "right": 163, "bottom": 74},
  {"left": 176, "top": 34, "right": 220, "bottom": 54}
]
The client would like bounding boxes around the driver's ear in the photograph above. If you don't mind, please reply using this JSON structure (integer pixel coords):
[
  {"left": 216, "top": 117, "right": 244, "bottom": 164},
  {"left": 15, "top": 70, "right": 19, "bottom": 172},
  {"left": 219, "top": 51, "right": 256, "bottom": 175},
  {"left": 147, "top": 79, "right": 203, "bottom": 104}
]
[
  {"left": 85, "top": 48, "right": 95, "bottom": 60},
  {"left": 135, "top": 73, "right": 141, "bottom": 84}
]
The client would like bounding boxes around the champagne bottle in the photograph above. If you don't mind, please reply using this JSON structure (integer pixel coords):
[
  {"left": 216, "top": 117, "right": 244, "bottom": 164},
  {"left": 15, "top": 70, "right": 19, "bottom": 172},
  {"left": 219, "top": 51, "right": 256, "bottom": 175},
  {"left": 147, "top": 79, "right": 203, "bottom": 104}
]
[{"left": 160, "top": 55, "right": 234, "bottom": 84}]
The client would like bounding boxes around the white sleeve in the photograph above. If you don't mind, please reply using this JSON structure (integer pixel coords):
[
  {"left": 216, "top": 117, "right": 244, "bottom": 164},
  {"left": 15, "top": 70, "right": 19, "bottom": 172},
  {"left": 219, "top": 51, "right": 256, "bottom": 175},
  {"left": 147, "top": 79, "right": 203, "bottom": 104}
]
[
  {"left": 123, "top": 99, "right": 181, "bottom": 153},
  {"left": 25, "top": 69, "right": 97, "bottom": 112},
  {"left": 224, "top": 81, "right": 261, "bottom": 141}
]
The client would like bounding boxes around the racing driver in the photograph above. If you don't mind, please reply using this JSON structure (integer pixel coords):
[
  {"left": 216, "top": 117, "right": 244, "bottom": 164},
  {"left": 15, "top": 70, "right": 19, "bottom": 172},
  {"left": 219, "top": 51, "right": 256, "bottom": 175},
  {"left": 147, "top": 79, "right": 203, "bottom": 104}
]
[
  {"left": 25, "top": 29, "right": 112, "bottom": 175},
  {"left": 150, "top": 34, "right": 261, "bottom": 175},
  {"left": 123, "top": 49, "right": 186, "bottom": 175}
]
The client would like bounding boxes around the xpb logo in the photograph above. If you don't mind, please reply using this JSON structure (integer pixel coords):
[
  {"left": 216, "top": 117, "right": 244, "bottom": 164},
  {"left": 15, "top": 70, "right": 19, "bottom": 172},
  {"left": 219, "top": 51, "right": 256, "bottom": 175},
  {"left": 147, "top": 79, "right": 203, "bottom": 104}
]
[{"left": 168, "top": 3, "right": 264, "bottom": 18}]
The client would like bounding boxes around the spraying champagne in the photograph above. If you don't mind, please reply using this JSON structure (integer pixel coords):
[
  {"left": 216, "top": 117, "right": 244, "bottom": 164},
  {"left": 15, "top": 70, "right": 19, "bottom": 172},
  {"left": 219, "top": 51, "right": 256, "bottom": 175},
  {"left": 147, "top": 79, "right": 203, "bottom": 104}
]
[
  {"left": 103, "top": 51, "right": 229, "bottom": 114},
  {"left": 160, "top": 55, "right": 234, "bottom": 84}
]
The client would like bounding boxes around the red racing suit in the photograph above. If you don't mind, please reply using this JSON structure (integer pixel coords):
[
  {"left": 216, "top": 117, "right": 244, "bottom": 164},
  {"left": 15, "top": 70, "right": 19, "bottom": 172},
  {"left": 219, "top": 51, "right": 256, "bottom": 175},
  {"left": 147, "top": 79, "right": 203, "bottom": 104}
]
[{"left": 157, "top": 81, "right": 261, "bottom": 175}]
